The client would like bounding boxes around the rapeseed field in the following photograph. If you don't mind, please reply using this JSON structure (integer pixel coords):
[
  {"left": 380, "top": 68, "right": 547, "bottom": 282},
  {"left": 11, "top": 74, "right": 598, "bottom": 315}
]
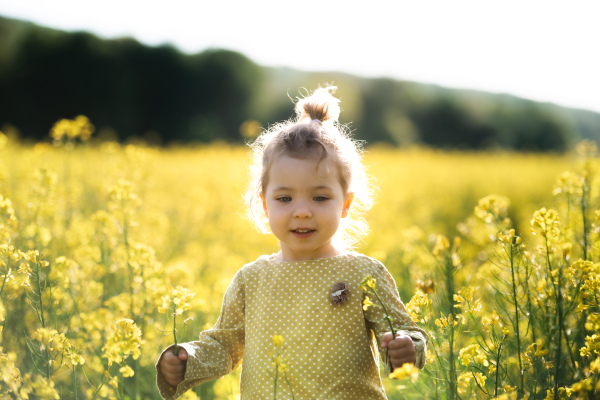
[{"left": 0, "top": 120, "right": 598, "bottom": 399}]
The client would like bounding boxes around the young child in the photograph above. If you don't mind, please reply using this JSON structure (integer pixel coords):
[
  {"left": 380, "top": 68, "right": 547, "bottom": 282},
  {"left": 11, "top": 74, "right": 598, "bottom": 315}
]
[{"left": 156, "top": 87, "right": 428, "bottom": 399}]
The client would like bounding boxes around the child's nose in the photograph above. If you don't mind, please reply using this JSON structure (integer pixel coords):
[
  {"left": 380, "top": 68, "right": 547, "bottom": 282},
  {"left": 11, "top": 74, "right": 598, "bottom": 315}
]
[{"left": 293, "top": 203, "right": 312, "bottom": 218}]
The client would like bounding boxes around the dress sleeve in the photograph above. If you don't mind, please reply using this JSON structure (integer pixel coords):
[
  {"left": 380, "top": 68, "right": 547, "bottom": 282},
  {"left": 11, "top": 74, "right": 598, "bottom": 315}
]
[
  {"left": 156, "top": 269, "right": 246, "bottom": 399},
  {"left": 363, "top": 262, "right": 428, "bottom": 373}
]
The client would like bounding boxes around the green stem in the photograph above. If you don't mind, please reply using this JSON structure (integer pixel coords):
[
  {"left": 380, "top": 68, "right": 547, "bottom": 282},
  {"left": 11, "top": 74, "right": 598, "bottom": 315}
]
[
  {"left": 89, "top": 364, "right": 114, "bottom": 400},
  {"left": 0, "top": 260, "right": 9, "bottom": 299},
  {"left": 121, "top": 200, "right": 140, "bottom": 399},
  {"left": 543, "top": 234, "right": 562, "bottom": 400},
  {"left": 508, "top": 243, "right": 524, "bottom": 398},
  {"left": 553, "top": 260, "right": 564, "bottom": 400},
  {"left": 524, "top": 259, "right": 537, "bottom": 344},
  {"left": 119, "top": 369, "right": 124, "bottom": 400},
  {"left": 273, "top": 368, "right": 278, "bottom": 400},
  {"left": 122, "top": 201, "right": 135, "bottom": 320},
  {"left": 494, "top": 342, "right": 503, "bottom": 397},
  {"left": 369, "top": 288, "right": 396, "bottom": 337},
  {"left": 445, "top": 255, "right": 457, "bottom": 400},
  {"left": 284, "top": 373, "right": 295, "bottom": 400},
  {"left": 581, "top": 176, "right": 589, "bottom": 260},
  {"left": 561, "top": 323, "right": 577, "bottom": 370},
  {"left": 172, "top": 301, "right": 179, "bottom": 356},
  {"left": 465, "top": 311, "right": 494, "bottom": 354},
  {"left": 36, "top": 261, "right": 46, "bottom": 328},
  {"left": 429, "top": 339, "right": 451, "bottom": 397},
  {"left": 73, "top": 363, "right": 79, "bottom": 400},
  {"left": 64, "top": 146, "right": 72, "bottom": 230},
  {"left": 34, "top": 259, "right": 52, "bottom": 380}
]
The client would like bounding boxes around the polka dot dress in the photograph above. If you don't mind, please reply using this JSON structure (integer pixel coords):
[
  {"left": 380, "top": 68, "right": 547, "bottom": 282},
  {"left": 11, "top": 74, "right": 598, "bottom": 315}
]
[{"left": 156, "top": 252, "right": 428, "bottom": 400}]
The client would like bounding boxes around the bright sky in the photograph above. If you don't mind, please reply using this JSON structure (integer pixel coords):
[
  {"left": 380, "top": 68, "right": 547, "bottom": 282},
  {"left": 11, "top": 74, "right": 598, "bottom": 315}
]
[{"left": 2, "top": 0, "right": 599, "bottom": 113}]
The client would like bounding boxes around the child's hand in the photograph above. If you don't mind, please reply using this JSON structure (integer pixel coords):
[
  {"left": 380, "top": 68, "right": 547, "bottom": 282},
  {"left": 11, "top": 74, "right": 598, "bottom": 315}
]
[
  {"left": 381, "top": 332, "right": 416, "bottom": 370},
  {"left": 159, "top": 347, "right": 188, "bottom": 387}
]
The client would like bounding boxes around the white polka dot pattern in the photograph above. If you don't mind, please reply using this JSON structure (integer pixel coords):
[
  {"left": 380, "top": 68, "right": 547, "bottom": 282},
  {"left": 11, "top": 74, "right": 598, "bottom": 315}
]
[{"left": 156, "top": 252, "right": 428, "bottom": 399}]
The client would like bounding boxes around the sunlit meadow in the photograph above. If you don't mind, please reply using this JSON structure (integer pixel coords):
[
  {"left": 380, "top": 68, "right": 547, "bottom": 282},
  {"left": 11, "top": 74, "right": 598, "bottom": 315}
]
[{"left": 0, "top": 119, "right": 598, "bottom": 399}]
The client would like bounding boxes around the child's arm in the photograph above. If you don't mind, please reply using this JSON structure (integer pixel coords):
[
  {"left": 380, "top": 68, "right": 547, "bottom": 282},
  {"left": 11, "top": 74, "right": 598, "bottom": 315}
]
[
  {"left": 363, "top": 262, "right": 428, "bottom": 372},
  {"left": 156, "top": 270, "right": 246, "bottom": 399}
]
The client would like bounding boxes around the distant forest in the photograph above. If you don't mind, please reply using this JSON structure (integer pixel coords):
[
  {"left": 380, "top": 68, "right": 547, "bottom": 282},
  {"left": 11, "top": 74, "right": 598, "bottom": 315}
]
[{"left": 1, "top": 15, "right": 600, "bottom": 150}]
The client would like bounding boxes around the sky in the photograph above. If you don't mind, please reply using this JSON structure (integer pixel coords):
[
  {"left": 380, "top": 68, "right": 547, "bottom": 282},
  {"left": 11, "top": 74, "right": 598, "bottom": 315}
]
[{"left": 1, "top": 0, "right": 599, "bottom": 113}]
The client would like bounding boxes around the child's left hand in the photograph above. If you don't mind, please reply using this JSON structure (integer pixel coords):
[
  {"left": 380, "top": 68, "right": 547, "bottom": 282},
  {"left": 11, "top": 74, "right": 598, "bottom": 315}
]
[{"left": 381, "top": 332, "right": 416, "bottom": 370}]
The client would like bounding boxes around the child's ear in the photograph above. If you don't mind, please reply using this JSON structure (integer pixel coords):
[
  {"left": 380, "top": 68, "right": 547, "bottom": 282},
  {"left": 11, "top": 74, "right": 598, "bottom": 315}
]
[
  {"left": 341, "top": 192, "right": 354, "bottom": 218},
  {"left": 259, "top": 192, "right": 268, "bottom": 217}
]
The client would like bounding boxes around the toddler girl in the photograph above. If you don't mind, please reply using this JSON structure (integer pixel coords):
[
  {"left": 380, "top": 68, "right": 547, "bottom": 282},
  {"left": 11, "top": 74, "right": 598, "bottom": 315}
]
[{"left": 157, "top": 86, "right": 428, "bottom": 399}]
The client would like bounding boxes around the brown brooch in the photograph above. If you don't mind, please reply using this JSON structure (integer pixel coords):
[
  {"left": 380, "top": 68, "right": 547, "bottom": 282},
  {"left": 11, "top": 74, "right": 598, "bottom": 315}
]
[{"left": 330, "top": 282, "right": 350, "bottom": 305}]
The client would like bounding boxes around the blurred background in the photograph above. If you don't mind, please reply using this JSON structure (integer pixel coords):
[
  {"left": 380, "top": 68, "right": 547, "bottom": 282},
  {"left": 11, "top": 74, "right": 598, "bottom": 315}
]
[{"left": 1, "top": 0, "right": 599, "bottom": 150}]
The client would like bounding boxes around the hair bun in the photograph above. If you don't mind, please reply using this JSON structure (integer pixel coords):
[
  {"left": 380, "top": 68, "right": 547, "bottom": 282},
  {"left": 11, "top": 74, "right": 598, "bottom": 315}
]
[{"left": 295, "top": 86, "right": 341, "bottom": 124}]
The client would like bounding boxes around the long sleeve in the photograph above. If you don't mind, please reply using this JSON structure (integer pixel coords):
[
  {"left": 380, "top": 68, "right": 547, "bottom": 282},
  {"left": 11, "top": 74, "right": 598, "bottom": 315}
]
[
  {"left": 363, "top": 262, "right": 428, "bottom": 373},
  {"left": 156, "top": 269, "right": 246, "bottom": 399}
]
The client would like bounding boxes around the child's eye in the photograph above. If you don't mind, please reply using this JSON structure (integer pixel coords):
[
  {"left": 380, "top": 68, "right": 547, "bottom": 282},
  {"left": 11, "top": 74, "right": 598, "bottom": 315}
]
[
  {"left": 277, "top": 196, "right": 292, "bottom": 202},
  {"left": 314, "top": 196, "right": 329, "bottom": 202}
]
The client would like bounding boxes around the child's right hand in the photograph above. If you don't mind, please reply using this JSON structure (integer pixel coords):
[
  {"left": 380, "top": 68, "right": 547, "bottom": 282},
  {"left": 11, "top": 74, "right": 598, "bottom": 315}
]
[{"left": 159, "top": 347, "right": 188, "bottom": 387}]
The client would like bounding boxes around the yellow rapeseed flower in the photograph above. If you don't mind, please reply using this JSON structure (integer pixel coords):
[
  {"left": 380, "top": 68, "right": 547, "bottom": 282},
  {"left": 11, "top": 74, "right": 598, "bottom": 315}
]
[
  {"left": 553, "top": 171, "right": 583, "bottom": 197},
  {"left": 49, "top": 115, "right": 94, "bottom": 142},
  {"left": 474, "top": 195, "right": 510, "bottom": 224},
  {"left": 406, "top": 290, "right": 431, "bottom": 323},
  {"left": 50, "top": 119, "right": 72, "bottom": 141},
  {"left": 360, "top": 275, "right": 376, "bottom": 292},
  {"left": 119, "top": 365, "right": 134, "bottom": 378},
  {"left": 432, "top": 235, "right": 450, "bottom": 257},
  {"left": 388, "top": 363, "right": 419, "bottom": 382},
  {"left": 32, "top": 328, "right": 66, "bottom": 352},
  {"left": 109, "top": 375, "right": 119, "bottom": 389},
  {"left": 459, "top": 344, "right": 489, "bottom": 367},
  {"left": 272, "top": 335, "right": 284, "bottom": 348},
  {"left": 65, "top": 345, "right": 85, "bottom": 366},
  {"left": 363, "top": 296, "right": 374, "bottom": 311},
  {"left": 21, "top": 373, "right": 60, "bottom": 399},
  {"left": 102, "top": 319, "right": 143, "bottom": 366},
  {"left": 497, "top": 229, "right": 518, "bottom": 244},
  {"left": 158, "top": 286, "right": 195, "bottom": 315},
  {"left": 580, "top": 334, "right": 600, "bottom": 358},
  {"left": 589, "top": 357, "right": 600, "bottom": 373},
  {"left": 531, "top": 208, "right": 561, "bottom": 239},
  {"left": 585, "top": 313, "right": 600, "bottom": 331},
  {"left": 0, "top": 348, "right": 22, "bottom": 393}
]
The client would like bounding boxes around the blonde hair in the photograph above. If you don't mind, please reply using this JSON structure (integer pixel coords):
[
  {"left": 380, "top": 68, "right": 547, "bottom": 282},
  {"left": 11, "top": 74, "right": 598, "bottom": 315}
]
[{"left": 245, "top": 86, "right": 375, "bottom": 250}]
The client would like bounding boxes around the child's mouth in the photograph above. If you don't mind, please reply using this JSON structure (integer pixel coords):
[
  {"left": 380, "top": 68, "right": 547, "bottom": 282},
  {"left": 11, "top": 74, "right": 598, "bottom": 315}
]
[{"left": 291, "top": 229, "right": 315, "bottom": 238}]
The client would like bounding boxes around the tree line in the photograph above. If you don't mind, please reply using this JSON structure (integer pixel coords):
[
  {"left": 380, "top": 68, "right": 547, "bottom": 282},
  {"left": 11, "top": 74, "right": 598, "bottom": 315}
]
[{"left": 1, "top": 16, "right": 599, "bottom": 150}]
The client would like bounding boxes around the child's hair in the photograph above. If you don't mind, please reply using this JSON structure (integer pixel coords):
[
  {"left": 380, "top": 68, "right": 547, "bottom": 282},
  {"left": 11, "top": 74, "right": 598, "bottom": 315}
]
[{"left": 245, "top": 86, "right": 375, "bottom": 250}]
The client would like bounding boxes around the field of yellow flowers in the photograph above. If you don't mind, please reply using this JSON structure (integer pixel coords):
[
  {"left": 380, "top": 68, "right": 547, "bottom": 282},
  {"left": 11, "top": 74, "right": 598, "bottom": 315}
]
[{"left": 0, "top": 119, "right": 599, "bottom": 399}]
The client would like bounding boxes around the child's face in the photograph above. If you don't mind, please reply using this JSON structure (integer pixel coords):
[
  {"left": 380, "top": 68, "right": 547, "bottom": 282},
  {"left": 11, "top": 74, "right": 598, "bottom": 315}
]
[{"left": 261, "top": 155, "right": 353, "bottom": 262}]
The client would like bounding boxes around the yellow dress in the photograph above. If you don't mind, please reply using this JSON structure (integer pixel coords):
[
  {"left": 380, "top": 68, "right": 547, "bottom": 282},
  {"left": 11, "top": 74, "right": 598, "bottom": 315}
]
[{"left": 156, "top": 252, "right": 428, "bottom": 400}]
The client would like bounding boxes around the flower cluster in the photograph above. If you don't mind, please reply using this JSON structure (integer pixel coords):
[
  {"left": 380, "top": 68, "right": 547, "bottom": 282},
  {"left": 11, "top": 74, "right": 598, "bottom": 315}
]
[
  {"left": 158, "top": 286, "right": 195, "bottom": 316},
  {"left": 474, "top": 195, "right": 510, "bottom": 226},
  {"left": 102, "top": 319, "right": 143, "bottom": 367},
  {"left": 50, "top": 115, "right": 94, "bottom": 144},
  {"left": 388, "top": 362, "right": 419, "bottom": 382}
]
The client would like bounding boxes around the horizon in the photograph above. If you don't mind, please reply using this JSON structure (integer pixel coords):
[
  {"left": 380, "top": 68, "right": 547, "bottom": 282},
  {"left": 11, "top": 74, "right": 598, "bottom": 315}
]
[{"left": 1, "top": 0, "right": 599, "bottom": 114}]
